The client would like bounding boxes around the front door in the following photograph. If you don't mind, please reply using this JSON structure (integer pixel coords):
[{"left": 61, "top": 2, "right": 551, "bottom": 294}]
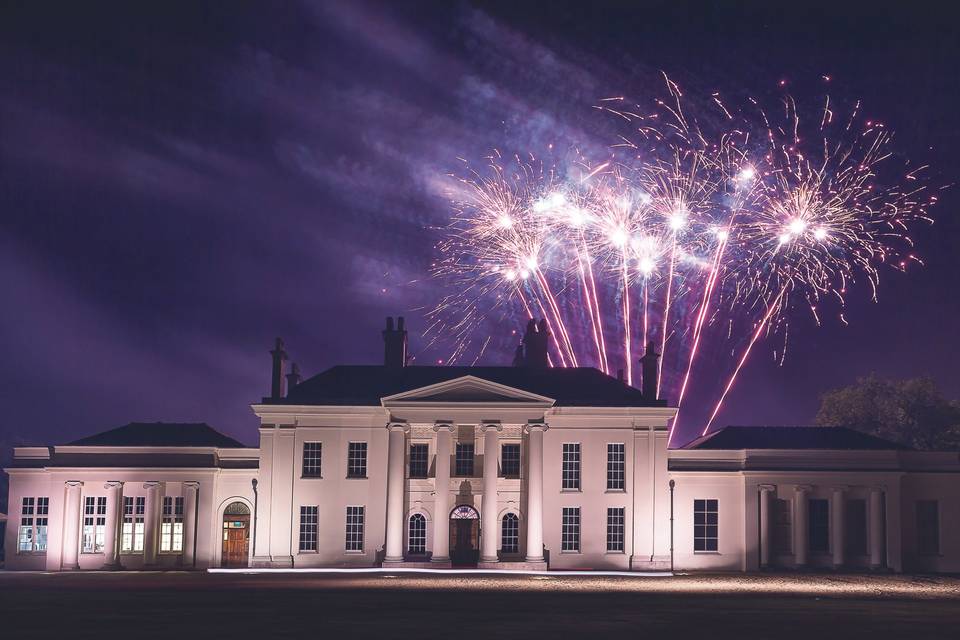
[
  {"left": 221, "top": 514, "right": 250, "bottom": 567},
  {"left": 450, "top": 518, "right": 479, "bottom": 566}
]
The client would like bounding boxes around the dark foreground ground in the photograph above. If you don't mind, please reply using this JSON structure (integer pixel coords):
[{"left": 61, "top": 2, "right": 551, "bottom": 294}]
[{"left": 1, "top": 571, "right": 959, "bottom": 639}]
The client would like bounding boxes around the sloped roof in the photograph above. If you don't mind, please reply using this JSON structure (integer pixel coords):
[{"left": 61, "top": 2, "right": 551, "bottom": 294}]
[
  {"left": 66, "top": 422, "right": 246, "bottom": 448},
  {"left": 684, "top": 426, "right": 912, "bottom": 451},
  {"left": 274, "top": 365, "right": 664, "bottom": 407}
]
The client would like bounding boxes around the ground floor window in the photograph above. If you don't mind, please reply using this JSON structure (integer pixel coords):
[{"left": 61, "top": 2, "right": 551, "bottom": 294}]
[
  {"left": 845, "top": 499, "right": 868, "bottom": 557},
  {"left": 346, "top": 506, "right": 365, "bottom": 552},
  {"left": 121, "top": 496, "right": 146, "bottom": 552},
  {"left": 408, "top": 514, "right": 426, "bottom": 554},
  {"left": 916, "top": 500, "right": 940, "bottom": 555},
  {"left": 502, "top": 513, "right": 519, "bottom": 553},
  {"left": 18, "top": 497, "right": 48, "bottom": 553},
  {"left": 82, "top": 496, "right": 106, "bottom": 553},
  {"left": 694, "top": 499, "right": 718, "bottom": 552},
  {"left": 299, "top": 506, "right": 318, "bottom": 552},
  {"left": 606, "top": 507, "right": 625, "bottom": 552},
  {"left": 160, "top": 497, "right": 184, "bottom": 553},
  {"left": 771, "top": 498, "right": 792, "bottom": 554},
  {"left": 561, "top": 507, "right": 580, "bottom": 552},
  {"left": 808, "top": 498, "right": 830, "bottom": 554}
]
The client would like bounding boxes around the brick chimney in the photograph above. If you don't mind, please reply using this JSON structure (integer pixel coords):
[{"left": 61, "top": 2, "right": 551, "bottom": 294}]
[
  {"left": 383, "top": 316, "right": 408, "bottom": 367},
  {"left": 518, "top": 319, "right": 549, "bottom": 368},
  {"left": 270, "top": 337, "right": 287, "bottom": 400},
  {"left": 285, "top": 362, "right": 301, "bottom": 396},
  {"left": 639, "top": 340, "right": 660, "bottom": 400}
]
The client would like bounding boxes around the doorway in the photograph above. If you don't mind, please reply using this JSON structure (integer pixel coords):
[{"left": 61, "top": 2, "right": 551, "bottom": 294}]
[
  {"left": 221, "top": 502, "right": 250, "bottom": 567},
  {"left": 449, "top": 504, "right": 479, "bottom": 566}
]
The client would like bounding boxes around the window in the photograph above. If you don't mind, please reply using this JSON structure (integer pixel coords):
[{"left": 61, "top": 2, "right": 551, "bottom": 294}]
[
  {"left": 345, "top": 506, "right": 365, "bottom": 551},
  {"left": 845, "top": 499, "right": 868, "bottom": 557},
  {"left": 347, "top": 442, "right": 367, "bottom": 478},
  {"left": 694, "top": 499, "right": 719, "bottom": 552},
  {"left": 299, "top": 506, "right": 318, "bottom": 552},
  {"left": 121, "top": 497, "right": 146, "bottom": 553},
  {"left": 562, "top": 443, "right": 581, "bottom": 491},
  {"left": 771, "top": 498, "right": 792, "bottom": 554},
  {"left": 561, "top": 507, "right": 581, "bottom": 552},
  {"left": 455, "top": 442, "right": 474, "bottom": 477},
  {"left": 501, "top": 443, "right": 521, "bottom": 478},
  {"left": 302, "top": 442, "right": 322, "bottom": 478},
  {"left": 606, "top": 507, "right": 625, "bottom": 552},
  {"left": 808, "top": 498, "right": 830, "bottom": 554},
  {"left": 160, "top": 497, "right": 184, "bottom": 553},
  {"left": 606, "top": 443, "right": 625, "bottom": 491},
  {"left": 409, "top": 443, "right": 428, "bottom": 478},
  {"left": 502, "top": 513, "right": 519, "bottom": 553},
  {"left": 82, "top": 496, "right": 106, "bottom": 553},
  {"left": 18, "top": 497, "right": 48, "bottom": 553},
  {"left": 408, "top": 514, "right": 426, "bottom": 554},
  {"left": 917, "top": 500, "right": 940, "bottom": 555}
]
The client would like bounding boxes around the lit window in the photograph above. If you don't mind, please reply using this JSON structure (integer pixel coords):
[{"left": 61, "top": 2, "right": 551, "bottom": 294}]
[
  {"left": 18, "top": 497, "right": 47, "bottom": 553},
  {"left": 409, "top": 444, "right": 428, "bottom": 478},
  {"left": 347, "top": 442, "right": 367, "bottom": 478},
  {"left": 160, "top": 496, "right": 185, "bottom": 553},
  {"left": 501, "top": 513, "right": 519, "bottom": 553},
  {"left": 917, "top": 500, "right": 940, "bottom": 555},
  {"left": 606, "top": 443, "right": 625, "bottom": 491},
  {"left": 408, "top": 514, "right": 426, "bottom": 554},
  {"left": 562, "top": 444, "right": 581, "bottom": 491},
  {"left": 606, "top": 507, "right": 625, "bottom": 552},
  {"left": 455, "top": 442, "right": 474, "bottom": 477},
  {"left": 694, "top": 499, "right": 719, "bottom": 552},
  {"left": 299, "top": 506, "right": 318, "bottom": 552},
  {"left": 345, "top": 506, "right": 365, "bottom": 552},
  {"left": 561, "top": 507, "right": 580, "bottom": 552},
  {"left": 501, "top": 444, "right": 521, "bottom": 478},
  {"left": 82, "top": 497, "right": 106, "bottom": 553},
  {"left": 302, "top": 442, "right": 322, "bottom": 478},
  {"left": 121, "top": 497, "right": 146, "bottom": 553},
  {"left": 808, "top": 498, "right": 829, "bottom": 554}
]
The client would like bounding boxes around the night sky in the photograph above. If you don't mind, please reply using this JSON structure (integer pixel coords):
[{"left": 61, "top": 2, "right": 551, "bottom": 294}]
[{"left": 1, "top": 0, "right": 959, "bottom": 464}]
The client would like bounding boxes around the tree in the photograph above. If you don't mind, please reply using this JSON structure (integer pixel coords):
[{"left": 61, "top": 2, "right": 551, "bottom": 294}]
[{"left": 816, "top": 374, "right": 960, "bottom": 451}]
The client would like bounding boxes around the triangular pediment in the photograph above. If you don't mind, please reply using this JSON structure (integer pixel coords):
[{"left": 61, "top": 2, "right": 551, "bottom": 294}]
[{"left": 381, "top": 375, "right": 555, "bottom": 406}]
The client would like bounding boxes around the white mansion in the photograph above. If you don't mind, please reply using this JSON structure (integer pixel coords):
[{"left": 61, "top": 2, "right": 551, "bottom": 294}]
[{"left": 5, "top": 318, "right": 960, "bottom": 573}]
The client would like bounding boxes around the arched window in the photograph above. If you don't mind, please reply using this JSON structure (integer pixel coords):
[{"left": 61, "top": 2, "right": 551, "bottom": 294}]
[
  {"left": 502, "top": 513, "right": 519, "bottom": 553},
  {"left": 408, "top": 514, "right": 426, "bottom": 554}
]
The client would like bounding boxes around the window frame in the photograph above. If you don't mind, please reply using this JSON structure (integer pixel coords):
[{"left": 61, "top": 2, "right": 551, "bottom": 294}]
[
  {"left": 18, "top": 497, "right": 48, "bottom": 554},
  {"left": 121, "top": 496, "right": 146, "bottom": 553},
  {"left": 694, "top": 499, "right": 719, "bottom": 553},
  {"left": 501, "top": 443, "right": 521, "bottom": 479},
  {"left": 501, "top": 513, "right": 520, "bottom": 554},
  {"left": 606, "top": 443, "right": 626, "bottom": 491},
  {"left": 302, "top": 442, "right": 323, "bottom": 479},
  {"left": 345, "top": 505, "right": 365, "bottom": 553},
  {"left": 299, "top": 505, "right": 319, "bottom": 553},
  {"left": 606, "top": 506, "right": 625, "bottom": 553},
  {"left": 561, "top": 443, "right": 581, "bottom": 491},
  {"left": 408, "top": 443, "right": 429, "bottom": 479},
  {"left": 561, "top": 506, "right": 581, "bottom": 553},
  {"left": 82, "top": 496, "right": 107, "bottom": 554},
  {"left": 408, "top": 513, "right": 427, "bottom": 555},
  {"left": 455, "top": 441, "right": 475, "bottom": 477},
  {"left": 346, "top": 442, "right": 368, "bottom": 479},
  {"left": 160, "top": 496, "right": 185, "bottom": 554}
]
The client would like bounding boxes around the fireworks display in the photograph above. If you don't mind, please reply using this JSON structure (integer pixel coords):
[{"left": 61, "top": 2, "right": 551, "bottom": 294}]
[{"left": 430, "top": 76, "right": 940, "bottom": 443}]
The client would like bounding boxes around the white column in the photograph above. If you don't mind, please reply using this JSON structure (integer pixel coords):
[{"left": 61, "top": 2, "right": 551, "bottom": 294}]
[
  {"left": 758, "top": 485, "right": 775, "bottom": 568},
  {"left": 869, "top": 487, "right": 885, "bottom": 569},
  {"left": 480, "top": 423, "right": 502, "bottom": 563},
  {"left": 383, "top": 422, "right": 408, "bottom": 563},
  {"left": 432, "top": 423, "right": 454, "bottom": 563},
  {"left": 525, "top": 423, "right": 547, "bottom": 563},
  {"left": 831, "top": 487, "right": 846, "bottom": 568},
  {"left": 793, "top": 485, "right": 811, "bottom": 567},
  {"left": 182, "top": 482, "right": 200, "bottom": 568},
  {"left": 102, "top": 481, "right": 124, "bottom": 569},
  {"left": 143, "top": 481, "right": 162, "bottom": 566},
  {"left": 61, "top": 481, "right": 83, "bottom": 570}
]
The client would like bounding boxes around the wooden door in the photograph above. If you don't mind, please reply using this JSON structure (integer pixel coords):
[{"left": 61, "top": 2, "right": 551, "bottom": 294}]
[
  {"left": 450, "top": 519, "right": 479, "bottom": 566},
  {"left": 221, "top": 514, "right": 250, "bottom": 567}
]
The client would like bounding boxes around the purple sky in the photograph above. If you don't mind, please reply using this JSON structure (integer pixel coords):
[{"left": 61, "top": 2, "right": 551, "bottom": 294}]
[{"left": 1, "top": 0, "right": 959, "bottom": 463}]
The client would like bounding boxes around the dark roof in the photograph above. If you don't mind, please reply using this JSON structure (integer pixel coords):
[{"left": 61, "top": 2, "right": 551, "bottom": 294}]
[
  {"left": 275, "top": 365, "right": 664, "bottom": 407},
  {"left": 684, "top": 426, "right": 912, "bottom": 451},
  {"left": 66, "top": 422, "right": 247, "bottom": 448}
]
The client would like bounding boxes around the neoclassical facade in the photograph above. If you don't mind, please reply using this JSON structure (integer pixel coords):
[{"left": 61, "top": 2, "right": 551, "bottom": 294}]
[{"left": 5, "top": 318, "right": 960, "bottom": 573}]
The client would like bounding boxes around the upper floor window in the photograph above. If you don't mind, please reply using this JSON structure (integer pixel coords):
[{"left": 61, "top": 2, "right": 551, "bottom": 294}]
[
  {"left": 502, "top": 513, "right": 519, "bottom": 553},
  {"left": 694, "top": 499, "right": 718, "bottom": 552},
  {"left": 345, "top": 506, "right": 365, "bottom": 552},
  {"left": 917, "top": 500, "right": 940, "bottom": 555},
  {"left": 82, "top": 496, "right": 106, "bottom": 553},
  {"left": 606, "top": 443, "right": 625, "bottom": 491},
  {"left": 302, "top": 442, "right": 322, "bottom": 478},
  {"left": 347, "top": 442, "right": 367, "bottom": 478},
  {"left": 18, "top": 497, "right": 48, "bottom": 553},
  {"left": 562, "top": 443, "right": 581, "bottom": 491},
  {"left": 808, "top": 498, "right": 829, "bottom": 554},
  {"left": 501, "top": 443, "right": 521, "bottom": 478},
  {"left": 160, "top": 497, "right": 185, "bottom": 553},
  {"left": 607, "top": 507, "right": 625, "bottom": 552},
  {"left": 121, "top": 496, "right": 146, "bottom": 553},
  {"left": 408, "top": 514, "right": 426, "bottom": 554},
  {"left": 455, "top": 442, "right": 474, "bottom": 477},
  {"left": 409, "top": 443, "right": 429, "bottom": 478},
  {"left": 561, "top": 507, "right": 581, "bottom": 552},
  {"left": 299, "top": 506, "right": 318, "bottom": 552}
]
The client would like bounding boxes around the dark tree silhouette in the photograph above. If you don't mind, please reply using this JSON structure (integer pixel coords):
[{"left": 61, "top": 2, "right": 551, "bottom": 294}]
[{"left": 816, "top": 375, "right": 960, "bottom": 451}]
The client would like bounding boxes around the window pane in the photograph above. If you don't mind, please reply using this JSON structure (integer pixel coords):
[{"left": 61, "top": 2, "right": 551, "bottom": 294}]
[
  {"left": 501, "top": 513, "right": 519, "bottom": 553},
  {"left": 455, "top": 442, "right": 474, "bottom": 476},
  {"left": 694, "top": 499, "right": 719, "bottom": 552},
  {"left": 606, "top": 444, "right": 625, "bottom": 490},
  {"left": 347, "top": 443, "right": 367, "bottom": 478},
  {"left": 408, "top": 514, "right": 426, "bottom": 554},
  {"left": 18, "top": 526, "right": 33, "bottom": 552},
  {"left": 606, "top": 507, "right": 625, "bottom": 552},
  {"left": 501, "top": 444, "right": 521, "bottom": 478},
  {"left": 562, "top": 444, "right": 581, "bottom": 491},
  {"left": 302, "top": 442, "right": 322, "bottom": 478},
  {"left": 562, "top": 507, "right": 580, "bottom": 552},
  {"left": 299, "top": 506, "right": 318, "bottom": 552},
  {"left": 345, "top": 506, "right": 365, "bottom": 551},
  {"left": 409, "top": 444, "right": 429, "bottom": 478},
  {"left": 808, "top": 499, "right": 830, "bottom": 554}
]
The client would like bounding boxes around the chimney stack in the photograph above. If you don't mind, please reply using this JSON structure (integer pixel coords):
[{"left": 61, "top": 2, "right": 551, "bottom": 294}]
[
  {"left": 383, "top": 316, "right": 408, "bottom": 367},
  {"left": 270, "top": 337, "right": 288, "bottom": 400},
  {"left": 518, "top": 319, "right": 550, "bottom": 368},
  {"left": 639, "top": 340, "right": 660, "bottom": 400},
  {"left": 285, "top": 362, "right": 301, "bottom": 396}
]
